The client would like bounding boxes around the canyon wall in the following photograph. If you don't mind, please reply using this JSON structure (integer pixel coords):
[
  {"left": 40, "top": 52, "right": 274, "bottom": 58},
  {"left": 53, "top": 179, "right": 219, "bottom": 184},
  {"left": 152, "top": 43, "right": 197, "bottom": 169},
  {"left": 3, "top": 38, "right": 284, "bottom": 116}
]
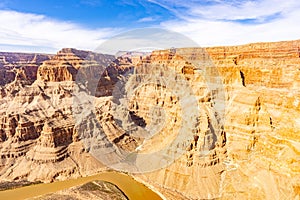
[
  {"left": 134, "top": 41, "right": 300, "bottom": 199},
  {"left": 0, "top": 40, "right": 299, "bottom": 199}
]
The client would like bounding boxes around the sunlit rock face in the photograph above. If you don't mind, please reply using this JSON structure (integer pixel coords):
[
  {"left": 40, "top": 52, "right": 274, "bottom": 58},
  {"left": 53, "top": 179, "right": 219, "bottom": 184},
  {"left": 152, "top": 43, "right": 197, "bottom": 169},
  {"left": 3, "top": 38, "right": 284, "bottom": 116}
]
[
  {"left": 204, "top": 40, "right": 300, "bottom": 200},
  {"left": 0, "top": 40, "right": 299, "bottom": 199}
]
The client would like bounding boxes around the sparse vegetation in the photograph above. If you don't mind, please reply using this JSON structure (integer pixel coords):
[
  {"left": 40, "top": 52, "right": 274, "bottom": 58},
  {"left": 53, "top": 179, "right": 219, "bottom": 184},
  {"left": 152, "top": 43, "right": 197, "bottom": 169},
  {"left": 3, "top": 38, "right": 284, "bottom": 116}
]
[{"left": 0, "top": 180, "right": 42, "bottom": 191}]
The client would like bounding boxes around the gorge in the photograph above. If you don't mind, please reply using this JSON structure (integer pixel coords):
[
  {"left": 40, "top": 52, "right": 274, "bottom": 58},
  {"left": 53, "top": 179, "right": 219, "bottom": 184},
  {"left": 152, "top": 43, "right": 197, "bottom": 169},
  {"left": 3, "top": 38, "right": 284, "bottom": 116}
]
[{"left": 0, "top": 39, "right": 299, "bottom": 199}]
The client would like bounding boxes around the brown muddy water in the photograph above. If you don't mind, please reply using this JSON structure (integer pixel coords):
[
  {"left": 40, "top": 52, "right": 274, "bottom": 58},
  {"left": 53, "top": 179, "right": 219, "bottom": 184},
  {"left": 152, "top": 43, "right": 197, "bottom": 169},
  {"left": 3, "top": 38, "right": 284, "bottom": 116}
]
[{"left": 0, "top": 171, "right": 162, "bottom": 200}]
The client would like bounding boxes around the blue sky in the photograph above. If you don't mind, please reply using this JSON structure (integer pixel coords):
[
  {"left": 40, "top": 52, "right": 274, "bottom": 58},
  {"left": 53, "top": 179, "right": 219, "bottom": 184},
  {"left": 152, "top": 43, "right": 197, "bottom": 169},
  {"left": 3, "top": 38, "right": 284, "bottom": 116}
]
[
  {"left": 1, "top": 0, "right": 176, "bottom": 28},
  {"left": 0, "top": 0, "right": 300, "bottom": 53}
]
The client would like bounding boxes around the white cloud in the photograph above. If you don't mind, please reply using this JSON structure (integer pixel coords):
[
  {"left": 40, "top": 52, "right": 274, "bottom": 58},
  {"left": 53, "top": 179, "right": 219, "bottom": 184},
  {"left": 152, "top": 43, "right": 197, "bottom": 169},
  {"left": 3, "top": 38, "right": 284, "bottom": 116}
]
[
  {"left": 1, "top": 1, "right": 300, "bottom": 53},
  {"left": 188, "top": 0, "right": 299, "bottom": 20},
  {"left": 151, "top": 0, "right": 300, "bottom": 47},
  {"left": 95, "top": 28, "right": 198, "bottom": 55},
  {"left": 149, "top": 0, "right": 300, "bottom": 21},
  {"left": 0, "top": 10, "right": 120, "bottom": 53},
  {"left": 138, "top": 17, "right": 157, "bottom": 22},
  {"left": 80, "top": 0, "right": 102, "bottom": 7}
]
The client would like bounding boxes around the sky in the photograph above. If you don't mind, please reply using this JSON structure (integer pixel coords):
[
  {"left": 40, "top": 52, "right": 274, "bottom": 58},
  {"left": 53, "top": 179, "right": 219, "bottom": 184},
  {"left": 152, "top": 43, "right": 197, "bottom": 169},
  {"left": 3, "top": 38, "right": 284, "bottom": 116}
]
[{"left": 0, "top": 0, "right": 300, "bottom": 53}]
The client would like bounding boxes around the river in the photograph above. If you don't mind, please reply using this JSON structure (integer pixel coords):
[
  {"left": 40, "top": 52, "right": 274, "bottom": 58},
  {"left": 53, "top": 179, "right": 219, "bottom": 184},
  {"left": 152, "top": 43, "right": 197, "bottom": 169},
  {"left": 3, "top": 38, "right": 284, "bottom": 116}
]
[{"left": 0, "top": 171, "right": 162, "bottom": 200}]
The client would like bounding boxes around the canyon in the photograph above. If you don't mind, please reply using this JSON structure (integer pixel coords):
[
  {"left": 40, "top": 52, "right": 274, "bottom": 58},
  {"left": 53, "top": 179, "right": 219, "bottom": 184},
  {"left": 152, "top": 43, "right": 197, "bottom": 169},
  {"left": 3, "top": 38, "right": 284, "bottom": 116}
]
[{"left": 0, "top": 40, "right": 299, "bottom": 199}]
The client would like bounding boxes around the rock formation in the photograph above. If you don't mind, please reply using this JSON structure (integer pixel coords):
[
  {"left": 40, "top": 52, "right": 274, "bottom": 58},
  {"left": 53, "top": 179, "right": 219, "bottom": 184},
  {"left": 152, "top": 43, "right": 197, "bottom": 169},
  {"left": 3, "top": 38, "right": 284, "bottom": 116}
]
[
  {"left": 0, "top": 52, "right": 52, "bottom": 86},
  {"left": 0, "top": 40, "right": 299, "bottom": 199}
]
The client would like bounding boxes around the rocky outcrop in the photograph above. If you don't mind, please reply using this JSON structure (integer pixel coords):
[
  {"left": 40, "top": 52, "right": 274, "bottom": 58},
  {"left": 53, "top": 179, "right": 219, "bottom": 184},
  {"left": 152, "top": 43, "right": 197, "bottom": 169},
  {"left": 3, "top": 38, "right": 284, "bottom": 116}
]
[
  {"left": 37, "top": 48, "right": 89, "bottom": 82},
  {"left": 37, "top": 48, "right": 133, "bottom": 97}
]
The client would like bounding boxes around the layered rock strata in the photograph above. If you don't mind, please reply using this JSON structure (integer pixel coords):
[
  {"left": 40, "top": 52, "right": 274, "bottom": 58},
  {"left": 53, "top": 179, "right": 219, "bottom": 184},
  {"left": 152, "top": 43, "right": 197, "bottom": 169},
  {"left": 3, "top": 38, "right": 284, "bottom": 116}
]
[
  {"left": 0, "top": 40, "right": 299, "bottom": 199},
  {"left": 0, "top": 52, "right": 52, "bottom": 86}
]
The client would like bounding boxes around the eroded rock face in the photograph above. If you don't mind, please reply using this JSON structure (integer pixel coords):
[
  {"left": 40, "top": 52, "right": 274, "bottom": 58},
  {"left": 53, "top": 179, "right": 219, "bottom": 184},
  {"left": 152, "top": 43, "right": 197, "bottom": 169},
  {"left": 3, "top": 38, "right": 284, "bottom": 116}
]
[
  {"left": 0, "top": 52, "right": 52, "bottom": 86},
  {"left": 204, "top": 40, "right": 300, "bottom": 200},
  {"left": 37, "top": 48, "right": 89, "bottom": 82},
  {"left": 0, "top": 40, "right": 299, "bottom": 200},
  {"left": 0, "top": 48, "right": 138, "bottom": 184},
  {"left": 126, "top": 48, "right": 227, "bottom": 199},
  {"left": 0, "top": 49, "right": 118, "bottom": 183}
]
